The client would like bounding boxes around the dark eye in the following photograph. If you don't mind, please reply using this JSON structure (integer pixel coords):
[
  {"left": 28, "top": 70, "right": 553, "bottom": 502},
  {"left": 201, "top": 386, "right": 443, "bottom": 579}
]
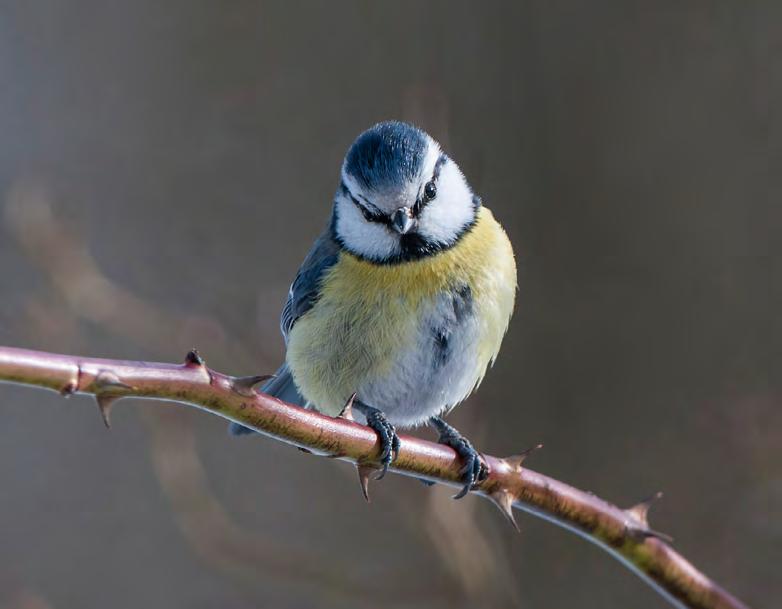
[{"left": 424, "top": 181, "right": 437, "bottom": 201}]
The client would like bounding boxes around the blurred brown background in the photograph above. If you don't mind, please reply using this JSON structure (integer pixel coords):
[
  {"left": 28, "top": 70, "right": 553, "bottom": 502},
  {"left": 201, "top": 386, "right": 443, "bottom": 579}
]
[{"left": 0, "top": 2, "right": 779, "bottom": 608}]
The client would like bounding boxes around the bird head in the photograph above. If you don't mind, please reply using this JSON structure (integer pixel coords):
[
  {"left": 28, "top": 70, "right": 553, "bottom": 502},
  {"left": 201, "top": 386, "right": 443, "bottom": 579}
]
[{"left": 332, "top": 121, "right": 479, "bottom": 263}]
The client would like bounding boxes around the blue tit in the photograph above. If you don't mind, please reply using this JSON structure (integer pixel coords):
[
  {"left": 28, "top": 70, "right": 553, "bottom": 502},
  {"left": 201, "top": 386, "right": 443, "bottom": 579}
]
[{"left": 232, "top": 121, "right": 517, "bottom": 497}]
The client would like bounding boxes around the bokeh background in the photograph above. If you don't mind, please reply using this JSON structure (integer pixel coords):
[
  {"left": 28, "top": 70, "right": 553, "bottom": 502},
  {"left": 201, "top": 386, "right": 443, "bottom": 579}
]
[{"left": 0, "top": 2, "right": 779, "bottom": 608}]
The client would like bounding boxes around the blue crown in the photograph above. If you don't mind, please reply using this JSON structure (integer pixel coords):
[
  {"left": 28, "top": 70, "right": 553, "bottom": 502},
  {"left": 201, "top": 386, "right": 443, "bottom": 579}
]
[{"left": 344, "top": 121, "right": 428, "bottom": 191}]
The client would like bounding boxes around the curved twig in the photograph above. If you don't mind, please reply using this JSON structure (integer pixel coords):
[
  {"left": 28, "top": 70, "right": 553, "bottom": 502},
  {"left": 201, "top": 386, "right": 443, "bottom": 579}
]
[
  {"left": 0, "top": 345, "right": 750, "bottom": 609},
  {"left": 3, "top": 183, "right": 513, "bottom": 605}
]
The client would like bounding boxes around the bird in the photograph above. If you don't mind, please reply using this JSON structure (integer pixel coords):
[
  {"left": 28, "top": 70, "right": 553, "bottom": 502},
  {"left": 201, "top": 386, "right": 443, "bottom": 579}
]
[{"left": 231, "top": 121, "right": 517, "bottom": 497}]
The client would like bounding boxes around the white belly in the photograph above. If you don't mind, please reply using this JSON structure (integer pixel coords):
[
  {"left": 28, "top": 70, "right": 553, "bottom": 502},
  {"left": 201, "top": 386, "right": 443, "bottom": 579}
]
[{"left": 356, "top": 289, "right": 483, "bottom": 427}]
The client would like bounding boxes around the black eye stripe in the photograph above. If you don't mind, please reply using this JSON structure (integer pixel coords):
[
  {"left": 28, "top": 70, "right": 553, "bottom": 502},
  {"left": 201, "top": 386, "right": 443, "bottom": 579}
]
[
  {"left": 341, "top": 154, "right": 448, "bottom": 223},
  {"left": 340, "top": 182, "right": 390, "bottom": 225},
  {"left": 432, "top": 153, "right": 448, "bottom": 180}
]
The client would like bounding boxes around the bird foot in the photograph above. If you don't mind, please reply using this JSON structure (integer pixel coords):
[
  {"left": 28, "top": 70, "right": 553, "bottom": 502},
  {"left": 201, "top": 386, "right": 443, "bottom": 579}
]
[
  {"left": 353, "top": 400, "right": 401, "bottom": 479},
  {"left": 431, "top": 417, "right": 488, "bottom": 499}
]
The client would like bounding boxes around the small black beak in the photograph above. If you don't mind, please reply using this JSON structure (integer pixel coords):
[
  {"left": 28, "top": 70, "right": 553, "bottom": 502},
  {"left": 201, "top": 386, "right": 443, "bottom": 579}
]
[{"left": 391, "top": 207, "right": 415, "bottom": 234}]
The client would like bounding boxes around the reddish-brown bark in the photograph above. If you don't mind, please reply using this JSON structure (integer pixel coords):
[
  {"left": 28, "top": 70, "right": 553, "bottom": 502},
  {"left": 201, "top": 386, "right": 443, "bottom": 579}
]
[{"left": 0, "top": 345, "right": 750, "bottom": 609}]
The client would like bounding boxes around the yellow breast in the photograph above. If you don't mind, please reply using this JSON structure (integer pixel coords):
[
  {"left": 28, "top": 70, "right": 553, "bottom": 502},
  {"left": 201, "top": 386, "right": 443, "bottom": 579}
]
[{"left": 286, "top": 206, "right": 517, "bottom": 415}]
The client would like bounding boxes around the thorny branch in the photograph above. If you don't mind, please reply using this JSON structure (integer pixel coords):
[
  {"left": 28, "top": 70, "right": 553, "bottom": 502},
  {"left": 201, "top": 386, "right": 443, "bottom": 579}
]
[
  {"left": 0, "top": 345, "right": 750, "bottom": 609},
  {"left": 3, "top": 181, "right": 516, "bottom": 605}
]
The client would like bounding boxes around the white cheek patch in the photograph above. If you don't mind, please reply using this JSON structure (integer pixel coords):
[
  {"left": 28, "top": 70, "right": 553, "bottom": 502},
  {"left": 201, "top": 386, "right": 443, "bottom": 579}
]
[
  {"left": 416, "top": 160, "right": 475, "bottom": 245},
  {"left": 334, "top": 196, "right": 400, "bottom": 260}
]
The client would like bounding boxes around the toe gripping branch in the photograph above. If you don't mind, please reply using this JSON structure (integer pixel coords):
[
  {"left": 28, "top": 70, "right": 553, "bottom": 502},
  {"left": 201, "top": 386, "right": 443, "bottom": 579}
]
[
  {"left": 348, "top": 397, "right": 401, "bottom": 483},
  {"left": 335, "top": 394, "right": 386, "bottom": 502},
  {"left": 430, "top": 417, "right": 488, "bottom": 500}
]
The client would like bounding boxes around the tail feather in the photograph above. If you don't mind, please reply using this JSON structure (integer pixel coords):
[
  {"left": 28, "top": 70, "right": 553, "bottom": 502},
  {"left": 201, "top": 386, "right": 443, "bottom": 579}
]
[{"left": 228, "top": 363, "right": 303, "bottom": 436}]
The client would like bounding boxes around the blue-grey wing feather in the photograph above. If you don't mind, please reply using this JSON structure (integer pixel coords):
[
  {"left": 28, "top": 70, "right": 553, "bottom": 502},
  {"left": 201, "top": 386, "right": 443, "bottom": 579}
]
[
  {"left": 230, "top": 229, "right": 340, "bottom": 436},
  {"left": 280, "top": 230, "right": 341, "bottom": 342}
]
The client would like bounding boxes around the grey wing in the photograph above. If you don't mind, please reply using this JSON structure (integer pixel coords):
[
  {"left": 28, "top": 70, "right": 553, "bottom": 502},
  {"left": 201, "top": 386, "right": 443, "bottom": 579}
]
[
  {"left": 280, "top": 229, "right": 341, "bottom": 342},
  {"left": 230, "top": 229, "right": 340, "bottom": 436}
]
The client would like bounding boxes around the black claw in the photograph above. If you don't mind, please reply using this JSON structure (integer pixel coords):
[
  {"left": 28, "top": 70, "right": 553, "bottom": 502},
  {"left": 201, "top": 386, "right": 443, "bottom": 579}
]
[
  {"left": 353, "top": 400, "right": 400, "bottom": 479},
  {"left": 453, "top": 484, "right": 471, "bottom": 500},
  {"left": 431, "top": 417, "right": 487, "bottom": 499}
]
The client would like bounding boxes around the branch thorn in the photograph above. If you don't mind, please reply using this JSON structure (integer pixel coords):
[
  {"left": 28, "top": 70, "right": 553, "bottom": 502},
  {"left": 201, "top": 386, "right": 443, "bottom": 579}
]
[
  {"left": 94, "top": 370, "right": 132, "bottom": 392},
  {"left": 356, "top": 463, "right": 380, "bottom": 502},
  {"left": 59, "top": 381, "right": 78, "bottom": 397},
  {"left": 92, "top": 371, "right": 132, "bottom": 429},
  {"left": 184, "top": 349, "right": 205, "bottom": 366},
  {"left": 337, "top": 392, "right": 357, "bottom": 421},
  {"left": 489, "top": 489, "right": 520, "bottom": 532},
  {"left": 643, "top": 528, "right": 675, "bottom": 544},
  {"left": 626, "top": 491, "right": 663, "bottom": 528},
  {"left": 625, "top": 491, "right": 673, "bottom": 542},
  {"left": 504, "top": 443, "right": 544, "bottom": 471},
  {"left": 231, "top": 374, "right": 274, "bottom": 397},
  {"left": 95, "top": 394, "right": 119, "bottom": 429}
]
